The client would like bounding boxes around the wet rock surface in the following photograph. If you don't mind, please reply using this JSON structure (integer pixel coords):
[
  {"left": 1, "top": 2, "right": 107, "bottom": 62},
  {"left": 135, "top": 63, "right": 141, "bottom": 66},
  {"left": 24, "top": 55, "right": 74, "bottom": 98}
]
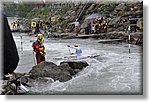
[
  {"left": 29, "top": 61, "right": 89, "bottom": 82},
  {"left": 60, "top": 61, "right": 89, "bottom": 70}
]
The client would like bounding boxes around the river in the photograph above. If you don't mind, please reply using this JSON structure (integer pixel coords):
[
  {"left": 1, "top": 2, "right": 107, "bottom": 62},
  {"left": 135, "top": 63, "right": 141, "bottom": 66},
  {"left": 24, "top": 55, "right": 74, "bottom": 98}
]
[
  {"left": 8, "top": 17, "right": 142, "bottom": 95},
  {"left": 12, "top": 32, "right": 142, "bottom": 95}
]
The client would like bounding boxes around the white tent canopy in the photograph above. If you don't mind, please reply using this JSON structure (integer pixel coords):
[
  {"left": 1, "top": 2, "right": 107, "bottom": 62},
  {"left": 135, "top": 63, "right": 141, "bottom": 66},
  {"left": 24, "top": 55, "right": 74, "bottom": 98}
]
[{"left": 84, "top": 13, "right": 104, "bottom": 21}]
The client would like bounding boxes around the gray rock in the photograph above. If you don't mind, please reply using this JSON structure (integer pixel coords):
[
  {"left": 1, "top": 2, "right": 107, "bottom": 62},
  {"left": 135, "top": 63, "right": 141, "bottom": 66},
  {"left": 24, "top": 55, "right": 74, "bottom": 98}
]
[
  {"left": 29, "top": 62, "right": 60, "bottom": 79},
  {"left": 115, "top": 3, "right": 127, "bottom": 11},
  {"left": 58, "top": 63, "right": 75, "bottom": 75},
  {"left": 74, "top": 69, "right": 82, "bottom": 73},
  {"left": 29, "top": 61, "right": 88, "bottom": 82},
  {"left": 60, "top": 61, "right": 89, "bottom": 69},
  {"left": 108, "top": 16, "right": 121, "bottom": 26}
]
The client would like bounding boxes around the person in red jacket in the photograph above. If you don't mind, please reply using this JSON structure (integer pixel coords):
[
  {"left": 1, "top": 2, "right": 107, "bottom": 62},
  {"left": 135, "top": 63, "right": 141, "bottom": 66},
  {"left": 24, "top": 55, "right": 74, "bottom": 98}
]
[{"left": 32, "top": 34, "right": 45, "bottom": 64}]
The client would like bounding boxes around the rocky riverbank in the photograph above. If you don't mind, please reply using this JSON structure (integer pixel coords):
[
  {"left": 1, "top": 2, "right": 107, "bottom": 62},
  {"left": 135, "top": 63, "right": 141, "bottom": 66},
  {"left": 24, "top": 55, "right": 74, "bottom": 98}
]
[
  {"left": 5, "top": 1, "right": 143, "bottom": 46},
  {"left": 45, "top": 31, "right": 143, "bottom": 46},
  {"left": 5, "top": 1, "right": 143, "bottom": 33}
]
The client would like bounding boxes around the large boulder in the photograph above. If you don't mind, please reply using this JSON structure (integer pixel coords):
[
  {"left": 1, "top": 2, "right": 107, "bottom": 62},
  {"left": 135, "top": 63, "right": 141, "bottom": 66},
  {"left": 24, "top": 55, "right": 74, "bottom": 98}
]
[
  {"left": 29, "top": 61, "right": 88, "bottom": 82},
  {"left": 60, "top": 61, "right": 89, "bottom": 69},
  {"left": 58, "top": 63, "right": 75, "bottom": 75},
  {"left": 29, "top": 62, "right": 60, "bottom": 80},
  {"left": 60, "top": 61, "right": 89, "bottom": 73}
]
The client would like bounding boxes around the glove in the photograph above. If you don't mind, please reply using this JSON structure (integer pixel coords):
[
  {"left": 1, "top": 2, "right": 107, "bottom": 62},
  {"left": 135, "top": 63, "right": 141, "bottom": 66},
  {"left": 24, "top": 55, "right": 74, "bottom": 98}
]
[
  {"left": 40, "top": 44, "right": 44, "bottom": 47},
  {"left": 39, "top": 48, "right": 44, "bottom": 52},
  {"left": 42, "top": 52, "right": 46, "bottom": 56},
  {"left": 40, "top": 52, "right": 43, "bottom": 55}
]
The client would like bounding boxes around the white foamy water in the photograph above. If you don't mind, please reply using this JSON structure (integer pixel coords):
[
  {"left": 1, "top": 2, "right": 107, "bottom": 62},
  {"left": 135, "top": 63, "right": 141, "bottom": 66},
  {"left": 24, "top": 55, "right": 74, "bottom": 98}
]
[{"left": 11, "top": 31, "right": 142, "bottom": 95}]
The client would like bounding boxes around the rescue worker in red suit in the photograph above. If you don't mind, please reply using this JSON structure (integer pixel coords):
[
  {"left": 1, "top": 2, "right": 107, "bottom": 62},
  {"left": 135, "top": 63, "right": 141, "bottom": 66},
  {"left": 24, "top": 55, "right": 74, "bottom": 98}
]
[{"left": 32, "top": 34, "right": 45, "bottom": 64}]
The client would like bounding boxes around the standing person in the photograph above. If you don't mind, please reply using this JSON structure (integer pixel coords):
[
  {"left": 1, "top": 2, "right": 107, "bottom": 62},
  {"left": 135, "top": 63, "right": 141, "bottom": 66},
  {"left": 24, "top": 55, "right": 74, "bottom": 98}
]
[
  {"left": 58, "top": 25, "right": 62, "bottom": 33},
  {"left": 32, "top": 34, "right": 46, "bottom": 64},
  {"left": 49, "top": 24, "right": 52, "bottom": 34},
  {"left": 91, "top": 25, "right": 95, "bottom": 34},
  {"left": 85, "top": 23, "right": 91, "bottom": 34},
  {"left": 95, "top": 23, "right": 99, "bottom": 34},
  {"left": 47, "top": 24, "right": 52, "bottom": 38},
  {"left": 40, "top": 20, "right": 43, "bottom": 29},
  {"left": 12, "top": 21, "right": 16, "bottom": 30},
  {"left": 34, "top": 22, "right": 40, "bottom": 36},
  {"left": 45, "top": 21, "right": 50, "bottom": 28},
  {"left": 16, "top": 21, "right": 20, "bottom": 29},
  {"left": 74, "top": 19, "right": 80, "bottom": 36},
  {"left": 3, "top": 14, "right": 19, "bottom": 75},
  {"left": 87, "top": 23, "right": 91, "bottom": 34}
]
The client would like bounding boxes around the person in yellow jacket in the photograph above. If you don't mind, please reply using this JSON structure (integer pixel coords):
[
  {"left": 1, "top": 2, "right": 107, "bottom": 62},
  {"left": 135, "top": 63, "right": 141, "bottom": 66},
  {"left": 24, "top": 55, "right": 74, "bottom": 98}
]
[
  {"left": 140, "top": 19, "right": 143, "bottom": 30},
  {"left": 32, "top": 34, "right": 46, "bottom": 64}
]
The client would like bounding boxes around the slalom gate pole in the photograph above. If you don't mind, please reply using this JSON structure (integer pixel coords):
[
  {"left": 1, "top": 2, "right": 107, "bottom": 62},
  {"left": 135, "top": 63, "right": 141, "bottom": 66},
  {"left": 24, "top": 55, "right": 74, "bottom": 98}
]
[
  {"left": 128, "top": 25, "right": 131, "bottom": 58},
  {"left": 67, "top": 45, "right": 72, "bottom": 55},
  {"left": 33, "top": 51, "right": 37, "bottom": 65},
  {"left": 20, "top": 34, "right": 23, "bottom": 52}
]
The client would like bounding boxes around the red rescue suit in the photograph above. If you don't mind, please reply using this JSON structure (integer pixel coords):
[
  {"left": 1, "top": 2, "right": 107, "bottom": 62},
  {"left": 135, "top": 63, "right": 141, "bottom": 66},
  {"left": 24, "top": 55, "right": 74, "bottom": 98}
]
[{"left": 32, "top": 40, "right": 45, "bottom": 64}]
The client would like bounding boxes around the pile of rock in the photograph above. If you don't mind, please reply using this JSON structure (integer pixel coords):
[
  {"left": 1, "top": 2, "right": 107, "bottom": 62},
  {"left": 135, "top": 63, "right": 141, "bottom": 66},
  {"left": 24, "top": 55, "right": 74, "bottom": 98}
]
[
  {"left": 108, "top": 2, "right": 143, "bottom": 32},
  {"left": 29, "top": 61, "right": 89, "bottom": 82}
]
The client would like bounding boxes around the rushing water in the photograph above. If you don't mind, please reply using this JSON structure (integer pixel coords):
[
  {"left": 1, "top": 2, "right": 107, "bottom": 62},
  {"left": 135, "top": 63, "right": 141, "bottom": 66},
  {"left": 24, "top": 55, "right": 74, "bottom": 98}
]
[
  {"left": 8, "top": 16, "right": 142, "bottom": 95},
  {"left": 12, "top": 32, "right": 142, "bottom": 95}
]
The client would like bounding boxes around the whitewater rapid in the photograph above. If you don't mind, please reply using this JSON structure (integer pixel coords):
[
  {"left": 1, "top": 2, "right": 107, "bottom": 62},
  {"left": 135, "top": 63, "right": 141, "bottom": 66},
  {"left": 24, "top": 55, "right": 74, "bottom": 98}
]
[{"left": 12, "top": 32, "right": 142, "bottom": 95}]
